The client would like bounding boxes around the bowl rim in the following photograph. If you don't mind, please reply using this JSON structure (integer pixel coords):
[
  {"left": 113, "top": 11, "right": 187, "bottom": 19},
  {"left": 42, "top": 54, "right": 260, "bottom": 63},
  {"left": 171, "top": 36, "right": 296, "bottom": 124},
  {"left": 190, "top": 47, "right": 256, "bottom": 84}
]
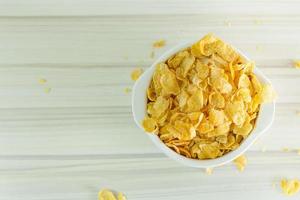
[{"left": 132, "top": 40, "right": 275, "bottom": 168}]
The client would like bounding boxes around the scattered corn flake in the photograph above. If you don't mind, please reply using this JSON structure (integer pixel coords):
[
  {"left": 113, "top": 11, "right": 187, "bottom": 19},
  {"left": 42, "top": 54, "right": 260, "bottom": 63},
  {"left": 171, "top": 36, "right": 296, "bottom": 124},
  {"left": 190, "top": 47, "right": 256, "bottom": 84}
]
[
  {"left": 255, "top": 45, "right": 262, "bottom": 52},
  {"left": 98, "top": 189, "right": 117, "bottom": 200},
  {"left": 117, "top": 192, "right": 126, "bottom": 200},
  {"left": 205, "top": 167, "right": 213, "bottom": 175},
  {"left": 38, "top": 78, "right": 47, "bottom": 84},
  {"left": 280, "top": 179, "right": 300, "bottom": 196},
  {"left": 131, "top": 68, "right": 143, "bottom": 81},
  {"left": 224, "top": 20, "right": 232, "bottom": 27},
  {"left": 282, "top": 147, "right": 290, "bottom": 152},
  {"left": 233, "top": 155, "right": 247, "bottom": 172},
  {"left": 150, "top": 50, "right": 155, "bottom": 59},
  {"left": 124, "top": 87, "right": 131, "bottom": 94},
  {"left": 153, "top": 39, "right": 166, "bottom": 48},
  {"left": 293, "top": 60, "right": 300, "bottom": 69},
  {"left": 254, "top": 19, "right": 262, "bottom": 25},
  {"left": 44, "top": 88, "right": 51, "bottom": 94}
]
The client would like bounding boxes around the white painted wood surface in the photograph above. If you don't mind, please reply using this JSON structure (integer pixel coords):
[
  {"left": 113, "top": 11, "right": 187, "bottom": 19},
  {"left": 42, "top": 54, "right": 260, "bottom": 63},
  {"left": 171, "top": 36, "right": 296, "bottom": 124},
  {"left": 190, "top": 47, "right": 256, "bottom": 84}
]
[{"left": 0, "top": 1, "right": 300, "bottom": 199}]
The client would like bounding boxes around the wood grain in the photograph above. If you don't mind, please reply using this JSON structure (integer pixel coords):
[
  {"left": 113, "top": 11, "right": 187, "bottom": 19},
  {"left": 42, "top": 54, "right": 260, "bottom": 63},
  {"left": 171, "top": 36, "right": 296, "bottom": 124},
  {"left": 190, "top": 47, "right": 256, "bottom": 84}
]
[{"left": 0, "top": 0, "right": 300, "bottom": 199}]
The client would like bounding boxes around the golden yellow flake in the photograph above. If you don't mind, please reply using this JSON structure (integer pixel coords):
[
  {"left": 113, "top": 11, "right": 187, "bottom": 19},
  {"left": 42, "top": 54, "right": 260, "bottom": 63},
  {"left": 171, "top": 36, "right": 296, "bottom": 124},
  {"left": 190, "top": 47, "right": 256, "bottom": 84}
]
[
  {"left": 124, "top": 87, "right": 131, "bottom": 94},
  {"left": 38, "top": 78, "right": 47, "bottom": 84},
  {"left": 205, "top": 167, "right": 213, "bottom": 175},
  {"left": 293, "top": 60, "right": 300, "bottom": 69},
  {"left": 282, "top": 147, "right": 290, "bottom": 152},
  {"left": 254, "top": 19, "right": 262, "bottom": 25},
  {"left": 233, "top": 155, "right": 247, "bottom": 172},
  {"left": 280, "top": 179, "right": 300, "bottom": 196},
  {"left": 131, "top": 68, "right": 143, "bottom": 81},
  {"left": 224, "top": 20, "right": 232, "bottom": 27},
  {"left": 153, "top": 39, "right": 166, "bottom": 48},
  {"left": 98, "top": 189, "right": 117, "bottom": 200},
  {"left": 117, "top": 192, "right": 126, "bottom": 200},
  {"left": 44, "top": 88, "right": 51, "bottom": 94}
]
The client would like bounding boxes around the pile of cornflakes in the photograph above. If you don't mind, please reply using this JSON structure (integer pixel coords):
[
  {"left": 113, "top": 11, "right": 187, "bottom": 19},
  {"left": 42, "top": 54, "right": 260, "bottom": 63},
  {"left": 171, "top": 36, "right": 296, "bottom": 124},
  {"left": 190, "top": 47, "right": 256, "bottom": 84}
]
[{"left": 142, "top": 33, "right": 274, "bottom": 160}]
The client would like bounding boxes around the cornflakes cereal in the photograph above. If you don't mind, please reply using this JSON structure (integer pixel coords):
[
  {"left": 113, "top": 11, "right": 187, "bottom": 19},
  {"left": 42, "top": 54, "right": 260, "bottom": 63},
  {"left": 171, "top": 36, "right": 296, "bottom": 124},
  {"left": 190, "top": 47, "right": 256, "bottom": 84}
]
[
  {"left": 233, "top": 155, "right": 247, "bottom": 171},
  {"left": 131, "top": 68, "right": 143, "bottom": 81},
  {"left": 124, "top": 87, "right": 131, "bottom": 94},
  {"left": 44, "top": 87, "right": 51, "bottom": 94},
  {"left": 294, "top": 60, "right": 300, "bottom": 69},
  {"left": 142, "top": 117, "right": 158, "bottom": 133},
  {"left": 282, "top": 147, "right": 290, "bottom": 152},
  {"left": 224, "top": 20, "right": 232, "bottom": 27},
  {"left": 98, "top": 189, "right": 126, "bottom": 200},
  {"left": 98, "top": 189, "right": 117, "bottom": 200},
  {"left": 205, "top": 167, "right": 213, "bottom": 175},
  {"left": 280, "top": 179, "right": 300, "bottom": 196},
  {"left": 153, "top": 39, "right": 166, "bottom": 48},
  {"left": 117, "top": 192, "right": 127, "bottom": 200},
  {"left": 38, "top": 78, "right": 47, "bottom": 84},
  {"left": 142, "top": 33, "right": 275, "bottom": 160}
]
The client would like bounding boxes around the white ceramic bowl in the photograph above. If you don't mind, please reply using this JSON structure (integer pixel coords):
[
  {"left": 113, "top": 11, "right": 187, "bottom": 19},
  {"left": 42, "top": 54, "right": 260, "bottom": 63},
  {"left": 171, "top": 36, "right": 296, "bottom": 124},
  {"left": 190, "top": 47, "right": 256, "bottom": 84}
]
[{"left": 132, "top": 41, "right": 275, "bottom": 168}]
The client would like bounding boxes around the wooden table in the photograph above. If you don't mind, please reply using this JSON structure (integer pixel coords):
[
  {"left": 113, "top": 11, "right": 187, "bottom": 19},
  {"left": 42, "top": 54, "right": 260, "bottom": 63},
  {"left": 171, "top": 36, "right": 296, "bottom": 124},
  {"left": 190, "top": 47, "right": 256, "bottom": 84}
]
[{"left": 0, "top": 1, "right": 300, "bottom": 199}]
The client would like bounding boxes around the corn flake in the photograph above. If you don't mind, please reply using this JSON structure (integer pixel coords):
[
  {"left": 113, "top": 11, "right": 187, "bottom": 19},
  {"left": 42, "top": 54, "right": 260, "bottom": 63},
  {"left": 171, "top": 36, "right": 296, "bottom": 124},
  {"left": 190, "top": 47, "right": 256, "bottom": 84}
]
[
  {"left": 98, "top": 189, "right": 117, "bottom": 200},
  {"left": 281, "top": 179, "right": 300, "bottom": 196},
  {"left": 131, "top": 68, "right": 143, "bottom": 81},
  {"left": 153, "top": 39, "right": 166, "bottom": 48},
  {"left": 233, "top": 155, "right": 247, "bottom": 171}
]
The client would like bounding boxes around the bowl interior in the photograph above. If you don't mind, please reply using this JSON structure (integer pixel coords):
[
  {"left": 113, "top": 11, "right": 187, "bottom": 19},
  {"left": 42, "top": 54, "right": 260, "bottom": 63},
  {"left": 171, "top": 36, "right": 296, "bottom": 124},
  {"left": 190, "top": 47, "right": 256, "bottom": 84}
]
[{"left": 132, "top": 41, "right": 275, "bottom": 168}]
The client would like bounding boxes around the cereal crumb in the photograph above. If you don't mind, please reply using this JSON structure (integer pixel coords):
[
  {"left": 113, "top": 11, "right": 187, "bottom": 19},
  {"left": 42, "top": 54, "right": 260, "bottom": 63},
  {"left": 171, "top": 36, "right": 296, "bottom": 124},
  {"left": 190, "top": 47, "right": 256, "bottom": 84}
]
[
  {"left": 280, "top": 179, "right": 300, "bottom": 196},
  {"left": 98, "top": 189, "right": 116, "bottom": 200},
  {"left": 224, "top": 20, "right": 232, "bottom": 27},
  {"left": 124, "top": 87, "right": 131, "bottom": 94},
  {"left": 153, "top": 39, "right": 166, "bottom": 48},
  {"left": 131, "top": 68, "right": 143, "bottom": 81},
  {"left": 234, "top": 155, "right": 247, "bottom": 172},
  {"left": 255, "top": 45, "right": 262, "bottom": 52},
  {"left": 38, "top": 78, "right": 47, "bottom": 84},
  {"left": 282, "top": 147, "right": 290, "bottom": 152},
  {"left": 293, "top": 60, "right": 300, "bottom": 69},
  {"left": 117, "top": 192, "right": 126, "bottom": 200},
  {"left": 254, "top": 19, "right": 262, "bottom": 25},
  {"left": 205, "top": 167, "right": 213, "bottom": 175},
  {"left": 98, "top": 189, "right": 126, "bottom": 200},
  {"left": 44, "top": 88, "right": 51, "bottom": 94},
  {"left": 150, "top": 50, "right": 155, "bottom": 59}
]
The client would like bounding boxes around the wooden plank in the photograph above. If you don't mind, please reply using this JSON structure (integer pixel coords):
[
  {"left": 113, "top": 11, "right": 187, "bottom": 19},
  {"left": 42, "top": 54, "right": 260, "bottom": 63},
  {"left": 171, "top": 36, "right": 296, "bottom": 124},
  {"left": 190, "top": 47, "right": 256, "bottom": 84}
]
[
  {"left": 0, "top": 103, "right": 298, "bottom": 156},
  {"left": 0, "top": 0, "right": 300, "bottom": 16},
  {"left": 0, "top": 152, "right": 299, "bottom": 200},
  {"left": 0, "top": 16, "right": 300, "bottom": 66}
]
